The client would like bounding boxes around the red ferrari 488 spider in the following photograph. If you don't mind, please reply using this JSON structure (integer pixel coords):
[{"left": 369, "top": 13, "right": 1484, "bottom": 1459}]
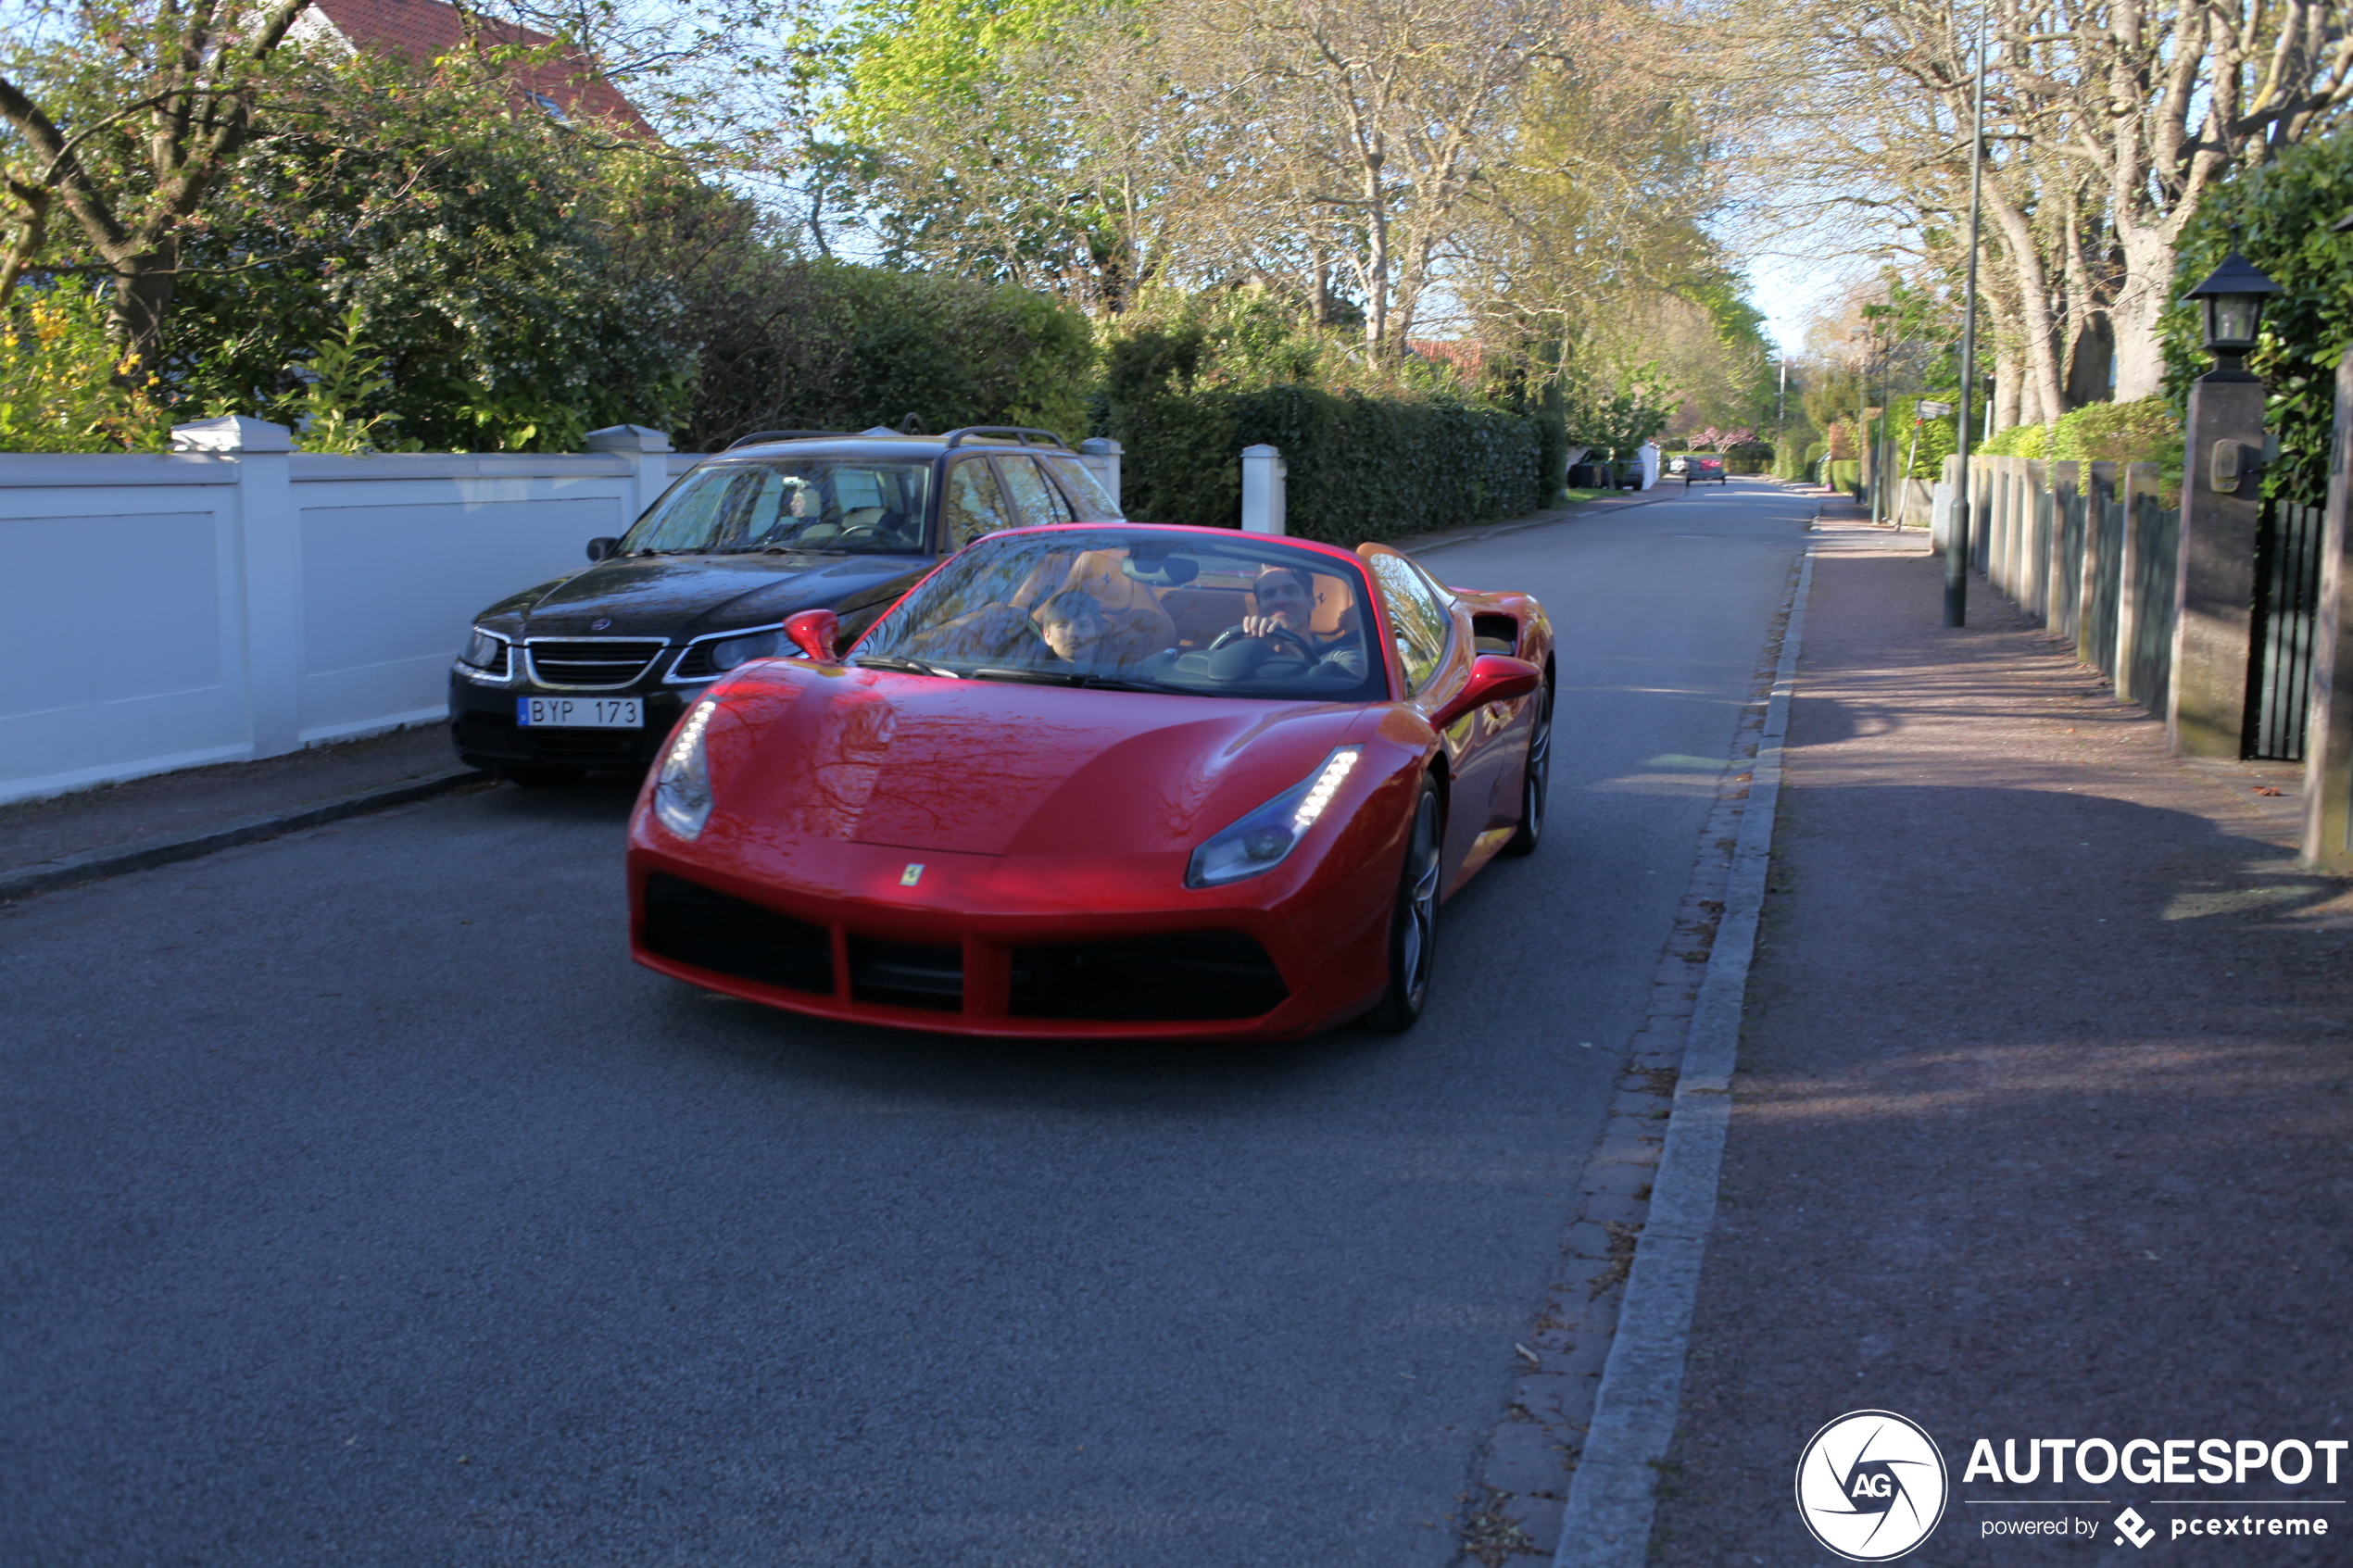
[{"left": 625, "top": 522, "right": 1553, "bottom": 1038}]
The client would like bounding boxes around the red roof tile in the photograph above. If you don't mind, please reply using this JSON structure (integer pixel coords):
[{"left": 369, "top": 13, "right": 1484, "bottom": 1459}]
[{"left": 310, "top": 0, "right": 654, "bottom": 136}]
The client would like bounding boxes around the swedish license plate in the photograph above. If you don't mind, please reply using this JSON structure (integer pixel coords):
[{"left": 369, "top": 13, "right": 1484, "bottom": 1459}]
[{"left": 517, "top": 696, "right": 641, "bottom": 728}]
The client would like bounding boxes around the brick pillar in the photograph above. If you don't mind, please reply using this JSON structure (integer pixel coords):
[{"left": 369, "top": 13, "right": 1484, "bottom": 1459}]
[{"left": 2167, "top": 369, "right": 2269, "bottom": 757}]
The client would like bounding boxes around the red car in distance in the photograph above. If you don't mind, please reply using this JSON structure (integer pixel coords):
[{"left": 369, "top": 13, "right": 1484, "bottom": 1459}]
[{"left": 625, "top": 522, "right": 1554, "bottom": 1039}]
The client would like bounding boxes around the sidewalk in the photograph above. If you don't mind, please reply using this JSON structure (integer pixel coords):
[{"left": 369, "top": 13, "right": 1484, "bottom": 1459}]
[
  {"left": 1649, "top": 519, "right": 2349, "bottom": 1562},
  {"left": 0, "top": 723, "right": 484, "bottom": 898}
]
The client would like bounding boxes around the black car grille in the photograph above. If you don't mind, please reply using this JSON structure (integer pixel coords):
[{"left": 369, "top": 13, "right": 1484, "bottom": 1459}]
[
  {"left": 1009, "top": 931, "right": 1288, "bottom": 1022},
  {"left": 641, "top": 874, "right": 834, "bottom": 995},
  {"left": 849, "top": 936, "right": 963, "bottom": 1012},
  {"left": 454, "top": 712, "right": 649, "bottom": 767},
  {"left": 527, "top": 640, "right": 664, "bottom": 686},
  {"left": 453, "top": 711, "right": 530, "bottom": 759},
  {"left": 671, "top": 643, "right": 718, "bottom": 680},
  {"left": 532, "top": 731, "right": 648, "bottom": 764}
]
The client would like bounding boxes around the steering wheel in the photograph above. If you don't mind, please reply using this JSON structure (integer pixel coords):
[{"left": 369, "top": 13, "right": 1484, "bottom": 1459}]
[{"left": 1207, "top": 624, "right": 1315, "bottom": 662}]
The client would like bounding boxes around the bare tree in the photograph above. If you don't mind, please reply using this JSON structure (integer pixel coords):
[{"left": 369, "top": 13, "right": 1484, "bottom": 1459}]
[
  {"left": 1157, "top": 0, "right": 1572, "bottom": 354},
  {"left": 1745, "top": 0, "right": 2353, "bottom": 409},
  {"left": 0, "top": 0, "right": 316, "bottom": 361}
]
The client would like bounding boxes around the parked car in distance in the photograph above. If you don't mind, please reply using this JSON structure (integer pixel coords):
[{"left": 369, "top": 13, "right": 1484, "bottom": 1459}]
[
  {"left": 1668, "top": 453, "right": 1727, "bottom": 484},
  {"left": 626, "top": 521, "right": 1555, "bottom": 1039},
  {"left": 448, "top": 427, "right": 1121, "bottom": 784}
]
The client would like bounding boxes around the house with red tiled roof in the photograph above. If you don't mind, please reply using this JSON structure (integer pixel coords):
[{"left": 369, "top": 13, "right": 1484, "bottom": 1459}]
[
  {"left": 1406, "top": 338, "right": 1487, "bottom": 384},
  {"left": 289, "top": 0, "right": 654, "bottom": 136}
]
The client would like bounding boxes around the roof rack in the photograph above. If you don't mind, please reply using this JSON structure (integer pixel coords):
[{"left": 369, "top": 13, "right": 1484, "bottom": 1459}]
[
  {"left": 725, "top": 429, "right": 852, "bottom": 449},
  {"left": 940, "top": 426, "right": 1072, "bottom": 452}
]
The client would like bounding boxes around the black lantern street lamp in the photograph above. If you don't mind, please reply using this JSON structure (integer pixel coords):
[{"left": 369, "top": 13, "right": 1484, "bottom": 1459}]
[{"left": 2182, "top": 249, "right": 2284, "bottom": 376}]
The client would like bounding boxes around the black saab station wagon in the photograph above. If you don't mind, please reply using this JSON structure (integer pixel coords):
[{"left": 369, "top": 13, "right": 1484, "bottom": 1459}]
[{"left": 449, "top": 427, "right": 1123, "bottom": 783}]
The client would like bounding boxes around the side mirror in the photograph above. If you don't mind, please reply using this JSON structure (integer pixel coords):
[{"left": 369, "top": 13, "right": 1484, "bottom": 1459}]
[
  {"left": 1429, "top": 653, "right": 1542, "bottom": 731},
  {"left": 784, "top": 608, "right": 840, "bottom": 662},
  {"left": 585, "top": 536, "right": 621, "bottom": 562}
]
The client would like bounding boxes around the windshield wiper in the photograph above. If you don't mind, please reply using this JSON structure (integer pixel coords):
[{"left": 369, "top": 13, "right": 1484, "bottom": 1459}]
[
  {"left": 969, "top": 667, "right": 1082, "bottom": 685},
  {"left": 851, "top": 654, "right": 950, "bottom": 677},
  {"left": 1075, "top": 674, "right": 1193, "bottom": 695}
]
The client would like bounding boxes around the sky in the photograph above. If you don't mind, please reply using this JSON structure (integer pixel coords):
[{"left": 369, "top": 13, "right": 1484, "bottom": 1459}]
[{"left": 1745, "top": 251, "right": 1870, "bottom": 358}]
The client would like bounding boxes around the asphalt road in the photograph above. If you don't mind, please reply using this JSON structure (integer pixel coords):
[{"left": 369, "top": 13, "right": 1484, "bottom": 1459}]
[{"left": 1, "top": 479, "right": 1812, "bottom": 1567}]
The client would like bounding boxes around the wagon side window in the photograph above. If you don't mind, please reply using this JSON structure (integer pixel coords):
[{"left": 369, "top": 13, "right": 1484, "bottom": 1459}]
[
  {"left": 944, "top": 458, "right": 1014, "bottom": 550},
  {"left": 993, "top": 454, "right": 1076, "bottom": 529}
]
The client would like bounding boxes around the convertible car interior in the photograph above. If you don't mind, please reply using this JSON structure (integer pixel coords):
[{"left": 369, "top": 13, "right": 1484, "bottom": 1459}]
[{"left": 878, "top": 536, "right": 1375, "bottom": 696}]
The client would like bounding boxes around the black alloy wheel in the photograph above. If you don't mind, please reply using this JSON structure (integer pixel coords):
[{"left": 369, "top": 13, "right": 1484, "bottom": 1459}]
[
  {"left": 1365, "top": 775, "right": 1443, "bottom": 1033},
  {"left": 1501, "top": 674, "right": 1553, "bottom": 858}
]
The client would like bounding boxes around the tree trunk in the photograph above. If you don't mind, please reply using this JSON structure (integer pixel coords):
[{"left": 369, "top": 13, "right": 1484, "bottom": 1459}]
[
  {"left": 1994, "top": 354, "right": 2021, "bottom": 430},
  {"left": 1987, "top": 194, "right": 2069, "bottom": 426},
  {"left": 2065, "top": 312, "right": 2114, "bottom": 408},
  {"left": 1361, "top": 165, "right": 1390, "bottom": 355},
  {"left": 108, "top": 257, "right": 175, "bottom": 377},
  {"left": 2108, "top": 223, "right": 2180, "bottom": 401}
]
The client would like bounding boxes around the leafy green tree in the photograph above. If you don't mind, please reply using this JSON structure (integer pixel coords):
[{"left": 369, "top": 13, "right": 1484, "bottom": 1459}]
[
  {"left": 1564, "top": 361, "right": 1678, "bottom": 458},
  {"left": 816, "top": 0, "right": 1165, "bottom": 312},
  {"left": 2163, "top": 129, "right": 2353, "bottom": 507},
  {"left": 0, "top": 0, "right": 318, "bottom": 364}
]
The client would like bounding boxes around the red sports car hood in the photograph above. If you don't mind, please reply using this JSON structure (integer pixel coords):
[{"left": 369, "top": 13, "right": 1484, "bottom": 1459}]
[{"left": 706, "top": 663, "right": 1368, "bottom": 857}]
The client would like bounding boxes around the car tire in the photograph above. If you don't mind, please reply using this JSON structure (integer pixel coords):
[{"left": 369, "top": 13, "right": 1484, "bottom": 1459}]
[
  {"left": 1501, "top": 676, "right": 1553, "bottom": 858},
  {"left": 504, "top": 763, "right": 586, "bottom": 787},
  {"left": 1364, "top": 775, "right": 1443, "bottom": 1034}
]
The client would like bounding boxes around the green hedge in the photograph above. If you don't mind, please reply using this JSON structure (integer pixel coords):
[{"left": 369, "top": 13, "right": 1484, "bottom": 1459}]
[
  {"left": 681, "top": 262, "right": 1095, "bottom": 450},
  {"left": 1102, "top": 332, "right": 1549, "bottom": 543},
  {"left": 1826, "top": 458, "right": 1862, "bottom": 496}
]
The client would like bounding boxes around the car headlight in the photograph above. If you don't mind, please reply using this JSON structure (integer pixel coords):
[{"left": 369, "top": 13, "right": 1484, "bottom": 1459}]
[
  {"left": 1186, "top": 746, "right": 1361, "bottom": 888},
  {"left": 459, "top": 627, "right": 510, "bottom": 674},
  {"left": 709, "top": 630, "right": 778, "bottom": 671},
  {"left": 652, "top": 699, "right": 718, "bottom": 840}
]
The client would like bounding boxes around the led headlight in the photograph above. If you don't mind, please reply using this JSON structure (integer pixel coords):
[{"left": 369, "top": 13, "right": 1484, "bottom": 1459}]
[
  {"left": 652, "top": 700, "right": 718, "bottom": 840},
  {"left": 708, "top": 630, "right": 779, "bottom": 671},
  {"left": 459, "top": 627, "right": 509, "bottom": 674},
  {"left": 1186, "top": 746, "right": 1361, "bottom": 888}
]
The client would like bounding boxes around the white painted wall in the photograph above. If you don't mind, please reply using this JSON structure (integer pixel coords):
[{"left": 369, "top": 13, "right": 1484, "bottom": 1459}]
[
  {"left": 0, "top": 418, "right": 700, "bottom": 806},
  {"left": 0, "top": 422, "right": 1126, "bottom": 807}
]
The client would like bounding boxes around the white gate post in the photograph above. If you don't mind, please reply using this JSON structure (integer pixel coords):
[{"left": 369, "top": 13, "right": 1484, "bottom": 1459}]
[
  {"left": 586, "top": 424, "right": 676, "bottom": 523},
  {"left": 1077, "top": 437, "right": 1123, "bottom": 511},
  {"left": 1240, "top": 444, "right": 1288, "bottom": 533},
  {"left": 174, "top": 414, "right": 300, "bottom": 759}
]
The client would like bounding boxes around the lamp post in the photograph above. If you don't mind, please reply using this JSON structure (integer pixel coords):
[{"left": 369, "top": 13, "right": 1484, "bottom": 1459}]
[
  {"left": 2182, "top": 249, "right": 2283, "bottom": 380},
  {"left": 1945, "top": 0, "right": 1989, "bottom": 625},
  {"left": 2166, "top": 245, "right": 2284, "bottom": 758}
]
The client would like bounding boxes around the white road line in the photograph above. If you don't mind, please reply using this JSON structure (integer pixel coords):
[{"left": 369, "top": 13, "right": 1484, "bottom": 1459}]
[{"left": 1553, "top": 546, "right": 1817, "bottom": 1568}]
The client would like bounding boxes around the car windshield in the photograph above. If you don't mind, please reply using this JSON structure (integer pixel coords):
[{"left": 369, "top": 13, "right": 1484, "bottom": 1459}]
[
  {"left": 622, "top": 459, "right": 932, "bottom": 556},
  {"left": 855, "top": 528, "right": 1385, "bottom": 701}
]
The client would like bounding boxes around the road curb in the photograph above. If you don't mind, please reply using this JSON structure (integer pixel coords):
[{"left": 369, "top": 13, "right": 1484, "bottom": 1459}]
[
  {"left": 1553, "top": 546, "right": 1817, "bottom": 1567},
  {"left": 0, "top": 766, "right": 492, "bottom": 903}
]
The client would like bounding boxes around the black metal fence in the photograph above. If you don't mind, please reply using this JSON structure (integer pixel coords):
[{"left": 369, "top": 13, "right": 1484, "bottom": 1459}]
[
  {"left": 1963, "top": 457, "right": 2180, "bottom": 717},
  {"left": 2246, "top": 497, "right": 2328, "bottom": 761}
]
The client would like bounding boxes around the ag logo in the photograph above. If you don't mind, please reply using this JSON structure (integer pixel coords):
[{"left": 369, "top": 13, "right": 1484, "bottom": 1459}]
[{"left": 1794, "top": 1410, "right": 1949, "bottom": 1561}]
